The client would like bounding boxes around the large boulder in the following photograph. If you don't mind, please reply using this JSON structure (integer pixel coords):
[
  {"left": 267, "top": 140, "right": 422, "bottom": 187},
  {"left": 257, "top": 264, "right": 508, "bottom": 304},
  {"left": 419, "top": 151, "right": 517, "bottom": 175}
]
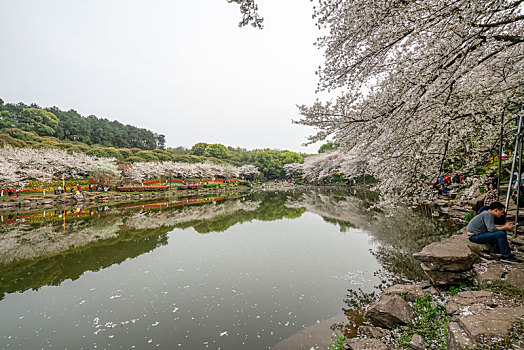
[
  {"left": 364, "top": 294, "right": 416, "bottom": 329},
  {"left": 413, "top": 234, "right": 479, "bottom": 285}
]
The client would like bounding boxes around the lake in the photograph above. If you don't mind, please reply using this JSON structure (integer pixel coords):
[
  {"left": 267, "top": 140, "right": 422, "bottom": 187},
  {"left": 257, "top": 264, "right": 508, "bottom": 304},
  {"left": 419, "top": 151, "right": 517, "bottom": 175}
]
[{"left": 0, "top": 189, "right": 453, "bottom": 349}]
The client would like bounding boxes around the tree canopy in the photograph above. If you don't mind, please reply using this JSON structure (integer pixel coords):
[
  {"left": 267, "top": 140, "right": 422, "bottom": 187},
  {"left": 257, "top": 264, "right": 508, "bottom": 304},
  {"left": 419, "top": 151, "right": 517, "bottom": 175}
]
[
  {"left": 297, "top": 0, "right": 524, "bottom": 201},
  {"left": 0, "top": 101, "right": 165, "bottom": 150}
]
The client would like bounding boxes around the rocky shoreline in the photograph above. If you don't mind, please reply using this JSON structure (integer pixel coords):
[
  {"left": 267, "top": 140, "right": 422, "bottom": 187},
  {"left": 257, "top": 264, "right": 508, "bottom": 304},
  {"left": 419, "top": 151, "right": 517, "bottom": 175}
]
[{"left": 340, "top": 201, "right": 524, "bottom": 349}]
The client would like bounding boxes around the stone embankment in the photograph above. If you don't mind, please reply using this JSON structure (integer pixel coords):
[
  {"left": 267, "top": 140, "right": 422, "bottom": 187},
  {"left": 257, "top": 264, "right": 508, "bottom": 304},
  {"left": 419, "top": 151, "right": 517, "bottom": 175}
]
[
  {"left": 0, "top": 185, "right": 264, "bottom": 212},
  {"left": 341, "top": 199, "right": 524, "bottom": 349}
]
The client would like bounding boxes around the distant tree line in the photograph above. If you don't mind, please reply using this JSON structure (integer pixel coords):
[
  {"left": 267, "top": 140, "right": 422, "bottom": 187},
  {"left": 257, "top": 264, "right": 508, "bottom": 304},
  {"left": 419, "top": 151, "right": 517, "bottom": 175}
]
[
  {"left": 0, "top": 99, "right": 165, "bottom": 150},
  {"left": 188, "top": 142, "right": 306, "bottom": 179}
]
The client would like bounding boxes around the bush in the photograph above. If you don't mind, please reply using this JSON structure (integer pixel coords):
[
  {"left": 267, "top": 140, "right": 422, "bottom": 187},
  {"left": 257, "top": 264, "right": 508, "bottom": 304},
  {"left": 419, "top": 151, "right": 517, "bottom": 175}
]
[
  {"left": 136, "top": 150, "right": 159, "bottom": 161},
  {"left": 464, "top": 211, "right": 475, "bottom": 222}
]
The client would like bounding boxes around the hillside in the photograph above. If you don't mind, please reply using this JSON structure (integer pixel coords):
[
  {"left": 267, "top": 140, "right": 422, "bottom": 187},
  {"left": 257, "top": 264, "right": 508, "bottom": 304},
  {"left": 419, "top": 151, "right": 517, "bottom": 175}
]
[
  {"left": 0, "top": 128, "right": 224, "bottom": 165},
  {"left": 0, "top": 99, "right": 165, "bottom": 150}
]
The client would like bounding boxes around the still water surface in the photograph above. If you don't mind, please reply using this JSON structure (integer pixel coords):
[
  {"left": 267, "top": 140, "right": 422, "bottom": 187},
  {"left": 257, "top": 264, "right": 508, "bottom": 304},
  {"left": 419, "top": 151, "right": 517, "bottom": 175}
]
[{"left": 0, "top": 190, "right": 452, "bottom": 349}]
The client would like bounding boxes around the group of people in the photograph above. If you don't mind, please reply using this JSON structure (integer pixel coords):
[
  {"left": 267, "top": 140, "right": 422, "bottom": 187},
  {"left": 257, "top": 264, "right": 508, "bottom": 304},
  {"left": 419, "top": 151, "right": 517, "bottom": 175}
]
[
  {"left": 434, "top": 172, "right": 467, "bottom": 197},
  {"left": 54, "top": 183, "right": 109, "bottom": 195},
  {"left": 1, "top": 189, "right": 20, "bottom": 198}
]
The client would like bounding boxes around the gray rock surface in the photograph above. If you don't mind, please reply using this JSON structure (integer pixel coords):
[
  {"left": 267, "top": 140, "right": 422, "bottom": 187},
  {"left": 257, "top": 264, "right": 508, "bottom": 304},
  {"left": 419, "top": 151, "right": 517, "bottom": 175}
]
[
  {"left": 445, "top": 290, "right": 495, "bottom": 316},
  {"left": 456, "top": 306, "right": 524, "bottom": 344},
  {"left": 343, "top": 338, "right": 388, "bottom": 350},
  {"left": 364, "top": 294, "right": 416, "bottom": 329},
  {"left": 447, "top": 321, "right": 474, "bottom": 349},
  {"left": 382, "top": 284, "right": 426, "bottom": 302},
  {"left": 506, "top": 269, "right": 524, "bottom": 289},
  {"left": 408, "top": 333, "right": 427, "bottom": 350},
  {"left": 357, "top": 325, "right": 387, "bottom": 339},
  {"left": 413, "top": 234, "right": 480, "bottom": 285},
  {"left": 473, "top": 260, "right": 524, "bottom": 289},
  {"left": 419, "top": 265, "right": 471, "bottom": 285}
]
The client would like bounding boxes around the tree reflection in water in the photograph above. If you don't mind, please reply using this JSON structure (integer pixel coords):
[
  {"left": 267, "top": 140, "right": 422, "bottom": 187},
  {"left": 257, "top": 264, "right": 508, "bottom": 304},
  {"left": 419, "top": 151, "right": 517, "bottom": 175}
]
[
  {"left": 0, "top": 188, "right": 453, "bottom": 319},
  {"left": 285, "top": 189, "right": 455, "bottom": 339}
]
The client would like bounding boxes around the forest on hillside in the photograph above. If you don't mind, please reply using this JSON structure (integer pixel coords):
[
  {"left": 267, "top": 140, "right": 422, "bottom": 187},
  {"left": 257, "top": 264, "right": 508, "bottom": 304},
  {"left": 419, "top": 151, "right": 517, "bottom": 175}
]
[{"left": 0, "top": 99, "right": 165, "bottom": 149}]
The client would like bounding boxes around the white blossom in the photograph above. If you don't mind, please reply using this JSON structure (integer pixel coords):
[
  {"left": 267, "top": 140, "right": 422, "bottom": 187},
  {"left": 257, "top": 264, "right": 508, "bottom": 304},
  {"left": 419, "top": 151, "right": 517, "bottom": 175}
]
[{"left": 297, "top": 0, "right": 524, "bottom": 202}]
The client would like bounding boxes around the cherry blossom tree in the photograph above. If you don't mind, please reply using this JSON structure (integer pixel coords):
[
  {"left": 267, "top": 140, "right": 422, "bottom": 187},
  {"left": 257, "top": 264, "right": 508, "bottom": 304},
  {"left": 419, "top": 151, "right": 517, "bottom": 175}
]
[
  {"left": 283, "top": 163, "right": 303, "bottom": 178},
  {"left": 227, "top": 0, "right": 263, "bottom": 28},
  {"left": 297, "top": 0, "right": 524, "bottom": 201},
  {"left": 0, "top": 146, "right": 101, "bottom": 187},
  {"left": 238, "top": 164, "right": 261, "bottom": 179}
]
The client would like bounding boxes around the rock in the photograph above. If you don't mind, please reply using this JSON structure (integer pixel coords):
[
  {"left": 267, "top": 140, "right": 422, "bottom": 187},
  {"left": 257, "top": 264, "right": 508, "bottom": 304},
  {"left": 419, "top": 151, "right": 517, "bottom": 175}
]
[
  {"left": 365, "top": 294, "right": 416, "bottom": 329},
  {"left": 73, "top": 193, "right": 84, "bottom": 200},
  {"left": 420, "top": 264, "right": 471, "bottom": 285},
  {"left": 413, "top": 234, "right": 479, "bottom": 271},
  {"left": 472, "top": 261, "right": 507, "bottom": 287},
  {"left": 473, "top": 260, "right": 524, "bottom": 289},
  {"left": 408, "top": 333, "right": 427, "bottom": 350},
  {"left": 447, "top": 321, "right": 474, "bottom": 349},
  {"left": 445, "top": 291, "right": 495, "bottom": 316},
  {"left": 456, "top": 306, "right": 524, "bottom": 343},
  {"left": 382, "top": 284, "right": 426, "bottom": 302},
  {"left": 506, "top": 269, "right": 524, "bottom": 289},
  {"left": 413, "top": 234, "right": 480, "bottom": 285},
  {"left": 357, "top": 325, "right": 387, "bottom": 338},
  {"left": 343, "top": 338, "right": 388, "bottom": 350}
]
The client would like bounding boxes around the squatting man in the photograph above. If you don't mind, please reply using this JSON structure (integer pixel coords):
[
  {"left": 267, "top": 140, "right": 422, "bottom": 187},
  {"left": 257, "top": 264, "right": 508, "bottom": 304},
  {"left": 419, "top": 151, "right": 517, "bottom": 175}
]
[{"left": 467, "top": 202, "right": 522, "bottom": 263}]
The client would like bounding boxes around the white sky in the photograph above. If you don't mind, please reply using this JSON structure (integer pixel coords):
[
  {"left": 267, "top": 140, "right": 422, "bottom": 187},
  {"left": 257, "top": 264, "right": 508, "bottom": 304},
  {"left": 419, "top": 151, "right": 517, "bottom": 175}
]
[{"left": 0, "top": 0, "right": 324, "bottom": 153}]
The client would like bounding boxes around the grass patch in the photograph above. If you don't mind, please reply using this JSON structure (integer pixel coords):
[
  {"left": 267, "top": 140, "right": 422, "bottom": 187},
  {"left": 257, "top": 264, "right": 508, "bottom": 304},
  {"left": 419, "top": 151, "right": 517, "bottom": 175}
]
[
  {"left": 327, "top": 332, "right": 347, "bottom": 350},
  {"left": 464, "top": 211, "right": 475, "bottom": 223},
  {"left": 484, "top": 281, "right": 524, "bottom": 300},
  {"left": 389, "top": 296, "right": 450, "bottom": 349},
  {"left": 448, "top": 277, "right": 479, "bottom": 296}
]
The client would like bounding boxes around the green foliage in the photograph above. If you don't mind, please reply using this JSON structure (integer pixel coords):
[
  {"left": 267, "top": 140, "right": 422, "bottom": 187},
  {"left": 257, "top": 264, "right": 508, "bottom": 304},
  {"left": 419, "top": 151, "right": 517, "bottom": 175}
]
[
  {"left": 447, "top": 278, "right": 478, "bottom": 296},
  {"left": 390, "top": 296, "right": 450, "bottom": 349},
  {"left": 0, "top": 110, "right": 15, "bottom": 128},
  {"left": 327, "top": 332, "right": 347, "bottom": 350},
  {"left": 0, "top": 100, "right": 165, "bottom": 149},
  {"left": 19, "top": 108, "right": 59, "bottom": 136},
  {"left": 281, "top": 151, "right": 303, "bottom": 164},
  {"left": 463, "top": 211, "right": 475, "bottom": 223},
  {"left": 484, "top": 281, "right": 524, "bottom": 300},
  {"left": 203, "top": 143, "right": 230, "bottom": 159},
  {"left": 126, "top": 156, "right": 144, "bottom": 163},
  {"left": 0, "top": 134, "right": 28, "bottom": 148},
  {"left": 136, "top": 150, "right": 159, "bottom": 161},
  {"left": 253, "top": 150, "right": 284, "bottom": 178},
  {"left": 190, "top": 142, "right": 208, "bottom": 156},
  {"left": 318, "top": 141, "right": 339, "bottom": 153}
]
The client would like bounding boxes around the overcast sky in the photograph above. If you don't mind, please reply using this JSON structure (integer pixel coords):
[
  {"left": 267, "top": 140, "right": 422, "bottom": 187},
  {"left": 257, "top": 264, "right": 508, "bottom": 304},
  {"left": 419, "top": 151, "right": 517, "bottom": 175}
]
[{"left": 0, "top": 0, "right": 325, "bottom": 153}]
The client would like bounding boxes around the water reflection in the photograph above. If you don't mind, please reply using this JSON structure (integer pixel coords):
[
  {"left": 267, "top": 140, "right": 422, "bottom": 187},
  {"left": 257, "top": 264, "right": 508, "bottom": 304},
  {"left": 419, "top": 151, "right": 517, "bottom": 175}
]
[{"left": 0, "top": 189, "right": 453, "bottom": 349}]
